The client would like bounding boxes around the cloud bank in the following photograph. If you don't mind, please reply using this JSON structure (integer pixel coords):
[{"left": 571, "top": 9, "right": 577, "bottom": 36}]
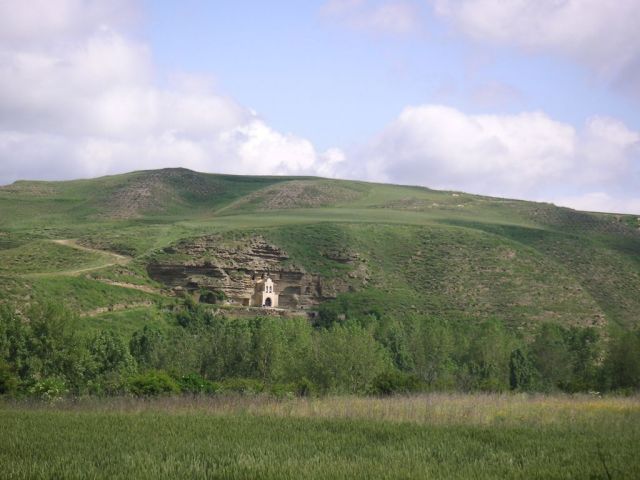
[
  {"left": 0, "top": 0, "right": 344, "bottom": 184},
  {"left": 344, "top": 105, "right": 639, "bottom": 213},
  {"left": 433, "top": 0, "right": 640, "bottom": 98},
  {"left": 321, "top": 0, "right": 421, "bottom": 35},
  {"left": 0, "top": 1, "right": 638, "bottom": 214}
]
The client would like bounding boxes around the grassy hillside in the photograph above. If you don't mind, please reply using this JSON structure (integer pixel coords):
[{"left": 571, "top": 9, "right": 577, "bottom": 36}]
[{"left": 1, "top": 167, "right": 639, "bottom": 333}]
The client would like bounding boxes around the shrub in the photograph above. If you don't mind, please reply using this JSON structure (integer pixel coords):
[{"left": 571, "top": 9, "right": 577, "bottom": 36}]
[
  {"left": 88, "top": 331, "right": 136, "bottom": 378},
  {"left": 29, "top": 377, "right": 67, "bottom": 401},
  {"left": 269, "top": 383, "right": 296, "bottom": 398},
  {"left": 509, "top": 348, "right": 537, "bottom": 391},
  {"left": 129, "top": 326, "right": 165, "bottom": 369},
  {"left": 199, "top": 290, "right": 226, "bottom": 304},
  {"left": 86, "top": 373, "right": 130, "bottom": 396},
  {"left": 177, "top": 373, "right": 220, "bottom": 394},
  {"left": 0, "top": 360, "right": 18, "bottom": 395},
  {"left": 295, "top": 377, "right": 316, "bottom": 397},
  {"left": 602, "top": 332, "right": 640, "bottom": 391},
  {"left": 369, "top": 371, "right": 423, "bottom": 396},
  {"left": 129, "top": 371, "right": 180, "bottom": 396}
]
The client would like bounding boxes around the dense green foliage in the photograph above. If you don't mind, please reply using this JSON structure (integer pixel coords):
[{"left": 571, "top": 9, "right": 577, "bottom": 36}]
[{"left": 1, "top": 301, "right": 639, "bottom": 398}]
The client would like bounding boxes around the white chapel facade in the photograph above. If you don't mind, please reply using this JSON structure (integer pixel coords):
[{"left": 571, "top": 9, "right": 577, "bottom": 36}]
[{"left": 253, "top": 275, "right": 278, "bottom": 308}]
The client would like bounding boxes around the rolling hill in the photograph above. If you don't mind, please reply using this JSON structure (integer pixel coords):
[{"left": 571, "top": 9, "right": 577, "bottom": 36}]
[{"left": 1, "top": 167, "right": 639, "bottom": 335}]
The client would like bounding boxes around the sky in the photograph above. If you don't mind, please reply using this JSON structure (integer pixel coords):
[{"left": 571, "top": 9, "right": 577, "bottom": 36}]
[{"left": 0, "top": 1, "right": 639, "bottom": 214}]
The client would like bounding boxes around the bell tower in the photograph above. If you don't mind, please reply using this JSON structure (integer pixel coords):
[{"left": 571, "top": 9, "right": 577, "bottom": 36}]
[{"left": 261, "top": 276, "right": 278, "bottom": 308}]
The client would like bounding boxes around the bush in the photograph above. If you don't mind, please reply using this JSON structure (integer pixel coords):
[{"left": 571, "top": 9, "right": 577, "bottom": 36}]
[
  {"left": 29, "top": 377, "right": 68, "bottom": 401},
  {"left": 219, "top": 378, "right": 265, "bottom": 395},
  {"left": 0, "top": 360, "right": 18, "bottom": 395},
  {"left": 269, "top": 383, "right": 296, "bottom": 398},
  {"left": 86, "top": 373, "right": 130, "bottom": 396},
  {"left": 129, "top": 371, "right": 180, "bottom": 396},
  {"left": 295, "top": 377, "right": 316, "bottom": 397},
  {"left": 129, "top": 326, "right": 165, "bottom": 369},
  {"left": 177, "top": 373, "right": 220, "bottom": 394},
  {"left": 199, "top": 290, "right": 226, "bottom": 305},
  {"left": 88, "top": 331, "right": 136, "bottom": 379},
  {"left": 369, "top": 372, "right": 423, "bottom": 396},
  {"left": 602, "top": 332, "right": 640, "bottom": 391}
]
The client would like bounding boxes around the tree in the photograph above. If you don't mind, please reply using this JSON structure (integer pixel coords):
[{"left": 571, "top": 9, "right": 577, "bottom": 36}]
[
  {"left": 602, "top": 331, "right": 640, "bottom": 391},
  {"left": 509, "top": 348, "right": 536, "bottom": 391},
  {"left": 461, "top": 319, "right": 513, "bottom": 392},
  {"left": 249, "top": 316, "right": 286, "bottom": 382},
  {"left": 88, "top": 331, "right": 136, "bottom": 378},
  {"left": 129, "top": 325, "right": 166, "bottom": 370},
  {"left": 530, "top": 323, "right": 574, "bottom": 391},
  {"left": 565, "top": 327, "right": 601, "bottom": 391},
  {"left": 375, "top": 316, "right": 414, "bottom": 372},
  {"left": 26, "top": 303, "right": 88, "bottom": 392},
  {"left": 0, "top": 305, "right": 30, "bottom": 380},
  {"left": 0, "top": 359, "right": 18, "bottom": 395},
  {"left": 310, "top": 322, "right": 392, "bottom": 393},
  {"left": 406, "top": 315, "right": 455, "bottom": 389}
]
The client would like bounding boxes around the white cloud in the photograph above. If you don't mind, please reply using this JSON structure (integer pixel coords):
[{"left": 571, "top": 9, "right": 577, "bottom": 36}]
[
  {"left": 0, "top": 0, "right": 137, "bottom": 45},
  {"left": 553, "top": 192, "right": 640, "bottom": 215},
  {"left": 433, "top": 0, "right": 640, "bottom": 97},
  {"left": 341, "top": 104, "right": 640, "bottom": 213},
  {"left": 0, "top": 0, "right": 343, "bottom": 184},
  {"left": 0, "top": 0, "right": 637, "bottom": 215},
  {"left": 321, "top": 0, "right": 421, "bottom": 35}
]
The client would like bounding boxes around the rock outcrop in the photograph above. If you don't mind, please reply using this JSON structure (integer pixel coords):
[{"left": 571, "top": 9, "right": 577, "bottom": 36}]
[{"left": 147, "top": 235, "right": 360, "bottom": 309}]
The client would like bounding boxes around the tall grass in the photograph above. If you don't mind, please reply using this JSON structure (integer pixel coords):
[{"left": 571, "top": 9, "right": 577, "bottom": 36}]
[
  {"left": 1, "top": 394, "right": 639, "bottom": 479},
  {"left": 7, "top": 393, "right": 638, "bottom": 427}
]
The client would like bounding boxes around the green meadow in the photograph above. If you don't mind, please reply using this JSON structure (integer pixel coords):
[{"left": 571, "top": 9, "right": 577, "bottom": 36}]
[{"left": 1, "top": 394, "right": 639, "bottom": 479}]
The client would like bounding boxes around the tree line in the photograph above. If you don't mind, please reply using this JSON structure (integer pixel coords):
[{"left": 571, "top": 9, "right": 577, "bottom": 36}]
[{"left": 1, "top": 300, "right": 639, "bottom": 398}]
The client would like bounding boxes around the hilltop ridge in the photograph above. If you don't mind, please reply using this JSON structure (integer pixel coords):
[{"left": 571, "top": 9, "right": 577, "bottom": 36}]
[{"left": 1, "top": 168, "right": 639, "bottom": 333}]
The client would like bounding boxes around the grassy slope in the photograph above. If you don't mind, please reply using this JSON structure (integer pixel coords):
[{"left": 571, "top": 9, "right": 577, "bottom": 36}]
[
  {"left": 1, "top": 168, "right": 639, "bottom": 332},
  {"left": 1, "top": 395, "right": 639, "bottom": 479}
]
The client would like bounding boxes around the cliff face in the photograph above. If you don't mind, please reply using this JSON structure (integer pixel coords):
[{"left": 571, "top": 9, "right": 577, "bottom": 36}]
[{"left": 147, "top": 235, "right": 361, "bottom": 309}]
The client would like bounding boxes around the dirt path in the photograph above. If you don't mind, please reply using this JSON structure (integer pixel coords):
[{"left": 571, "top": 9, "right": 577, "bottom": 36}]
[
  {"left": 81, "top": 301, "right": 155, "bottom": 317},
  {"left": 52, "top": 239, "right": 129, "bottom": 263},
  {"left": 22, "top": 239, "right": 133, "bottom": 279},
  {"left": 28, "top": 240, "right": 169, "bottom": 299},
  {"left": 90, "top": 278, "right": 165, "bottom": 295},
  {"left": 48, "top": 239, "right": 131, "bottom": 275}
]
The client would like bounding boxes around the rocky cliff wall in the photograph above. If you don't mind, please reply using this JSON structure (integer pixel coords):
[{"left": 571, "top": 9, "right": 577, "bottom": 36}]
[{"left": 147, "top": 235, "right": 361, "bottom": 309}]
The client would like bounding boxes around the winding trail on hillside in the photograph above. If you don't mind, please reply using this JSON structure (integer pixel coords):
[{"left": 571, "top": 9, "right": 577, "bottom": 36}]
[
  {"left": 49, "top": 239, "right": 131, "bottom": 275},
  {"left": 45, "top": 240, "right": 167, "bottom": 299},
  {"left": 19, "top": 239, "right": 164, "bottom": 292}
]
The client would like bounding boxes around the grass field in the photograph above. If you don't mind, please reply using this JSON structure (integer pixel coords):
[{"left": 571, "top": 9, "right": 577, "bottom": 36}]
[{"left": 1, "top": 394, "right": 638, "bottom": 479}]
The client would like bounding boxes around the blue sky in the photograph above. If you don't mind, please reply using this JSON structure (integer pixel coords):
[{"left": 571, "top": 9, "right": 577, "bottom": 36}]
[
  {"left": 143, "top": 0, "right": 639, "bottom": 149},
  {"left": 1, "top": 0, "right": 639, "bottom": 213}
]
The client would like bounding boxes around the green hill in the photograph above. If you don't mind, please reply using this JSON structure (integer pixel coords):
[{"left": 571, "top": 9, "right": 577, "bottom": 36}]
[{"left": 1, "top": 167, "right": 639, "bottom": 334}]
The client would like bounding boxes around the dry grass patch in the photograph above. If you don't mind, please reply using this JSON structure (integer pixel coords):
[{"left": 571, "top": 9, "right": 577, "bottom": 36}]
[{"left": 8, "top": 393, "right": 639, "bottom": 428}]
